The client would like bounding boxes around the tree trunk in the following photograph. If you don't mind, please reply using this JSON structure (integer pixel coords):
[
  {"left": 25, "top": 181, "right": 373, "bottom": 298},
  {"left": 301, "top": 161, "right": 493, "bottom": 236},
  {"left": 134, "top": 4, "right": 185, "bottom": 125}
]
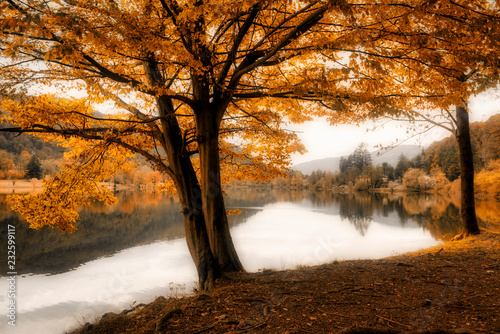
[
  {"left": 156, "top": 97, "right": 219, "bottom": 291},
  {"left": 177, "top": 173, "right": 219, "bottom": 292},
  {"left": 170, "top": 151, "right": 220, "bottom": 291},
  {"left": 455, "top": 104, "right": 480, "bottom": 236},
  {"left": 196, "top": 111, "right": 245, "bottom": 273}
]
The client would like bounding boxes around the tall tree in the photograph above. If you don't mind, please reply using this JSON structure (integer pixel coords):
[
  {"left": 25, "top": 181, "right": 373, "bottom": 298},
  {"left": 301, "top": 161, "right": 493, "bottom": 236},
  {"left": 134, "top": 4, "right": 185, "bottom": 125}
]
[
  {"left": 1, "top": 0, "right": 499, "bottom": 289},
  {"left": 411, "top": 149, "right": 426, "bottom": 171},
  {"left": 325, "top": 1, "right": 500, "bottom": 237},
  {"left": 394, "top": 154, "right": 411, "bottom": 180},
  {"left": 455, "top": 104, "right": 480, "bottom": 235},
  {"left": 0, "top": 0, "right": 376, "bottom": 290},
  {"left": 339, "top": 143, "right": 372, "bottom": 175}
]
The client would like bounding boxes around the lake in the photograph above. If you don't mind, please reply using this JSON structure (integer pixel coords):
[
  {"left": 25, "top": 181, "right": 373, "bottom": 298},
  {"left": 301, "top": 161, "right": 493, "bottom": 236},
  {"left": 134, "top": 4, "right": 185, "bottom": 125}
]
[{"left": 0, "top": 188, "right": 497, "bottom": 334}]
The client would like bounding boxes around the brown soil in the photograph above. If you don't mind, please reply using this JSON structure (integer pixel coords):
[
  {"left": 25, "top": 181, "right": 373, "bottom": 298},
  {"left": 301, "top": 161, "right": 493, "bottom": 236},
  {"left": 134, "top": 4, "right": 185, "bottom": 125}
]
[{"left": 70, "top": 230, "right": 500, "bottom": 334}]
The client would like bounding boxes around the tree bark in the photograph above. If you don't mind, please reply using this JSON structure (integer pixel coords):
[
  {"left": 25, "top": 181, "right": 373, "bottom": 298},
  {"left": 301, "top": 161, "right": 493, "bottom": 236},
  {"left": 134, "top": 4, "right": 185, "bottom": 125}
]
[
  {"left": 157, "top": 97, "right": 219, "bottom": 291},
  {"left": 455, "top": 104, "right": 480, "bottom": 236},
  {"left": 176, "top": 168, "right": 219, "bottom": 292},
  {"left": 196, "top": 110, "right": 245, "bottom": 273}
]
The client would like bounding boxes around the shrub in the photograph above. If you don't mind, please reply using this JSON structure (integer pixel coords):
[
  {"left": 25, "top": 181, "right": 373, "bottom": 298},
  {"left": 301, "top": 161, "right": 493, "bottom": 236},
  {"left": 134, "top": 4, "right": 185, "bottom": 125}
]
[
  {"left": 430, "top": 167, "right": 450, "bottom": 194},
  {"left": 475, "top": 159, "right": 500, "bottom": 198},
  {"left": 353, "top": 179, "right": 370, "bottom": 191},
  {"left": 403, "top": 168, "right": 430, "bottom": 191}
]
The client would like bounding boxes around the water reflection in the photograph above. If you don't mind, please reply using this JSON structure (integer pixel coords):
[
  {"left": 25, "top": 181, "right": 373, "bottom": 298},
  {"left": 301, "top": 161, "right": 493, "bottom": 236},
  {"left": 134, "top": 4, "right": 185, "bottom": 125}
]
[
  {"left": 231, "top": 201, "right": 437, "bottom": 272},
  {"left": 0, "top": 188, "right": 498, "bottom": 334},
  {"left": 281, "top": 190, "right": 491, "bottom": 239},
  {"left": 0, "top": 190, "right": 495, "bottom": 276},
  {"left": 337, "top": 193, "right": 374, "bottom": 236},
  {"left": 0, "top": 189, "right": 496, "bottom": 276},
  {"left": 0, "top": 192, "right": 185, "bottom": 275}
]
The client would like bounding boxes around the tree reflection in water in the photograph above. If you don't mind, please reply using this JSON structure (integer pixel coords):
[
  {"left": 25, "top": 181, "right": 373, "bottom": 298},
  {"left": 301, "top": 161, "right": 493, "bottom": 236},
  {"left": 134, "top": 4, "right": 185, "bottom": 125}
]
[
  {"left": 0, "top": 188, "right": 497, "bottom": 277},
  {"left": 273, "top": 189, "right": 494, "bottom": 239},
  {"left": 337, "top": 193, "right": 373, "bottom": 236}
]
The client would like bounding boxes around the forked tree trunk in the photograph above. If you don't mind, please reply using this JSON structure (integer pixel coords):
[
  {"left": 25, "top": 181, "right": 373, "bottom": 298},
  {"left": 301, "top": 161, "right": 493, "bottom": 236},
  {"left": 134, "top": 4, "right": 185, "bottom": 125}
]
[
  {"left": 177, "top": 174, "right": 219, "bottom": 291},
  {"left": 455, "top": 104, "right": 480, "bottom": 236},
  {"left": 196, "top": 111, "right": 245, "bottom": 273},
  {"left": 157, "top": 97, "right": 220, "bottom": 291},
  {"left": 168, "top": 151, "right": 220, "bottom": 291}
]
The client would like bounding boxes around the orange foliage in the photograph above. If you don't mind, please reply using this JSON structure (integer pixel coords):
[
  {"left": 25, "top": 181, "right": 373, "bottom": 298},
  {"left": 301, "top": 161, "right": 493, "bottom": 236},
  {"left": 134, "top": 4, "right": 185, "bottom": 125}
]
[
  {"left": 430, "top": 167, "right": 450, "bottom": 194},
  {"left": 1, "top": 1, "right": 500, "bottom": 231},
  {"left": 8, "top": 141, "right": 134, "bottom": 232},
  {"left": 475, "top": 159, "right": 500, "bottom": 199}
]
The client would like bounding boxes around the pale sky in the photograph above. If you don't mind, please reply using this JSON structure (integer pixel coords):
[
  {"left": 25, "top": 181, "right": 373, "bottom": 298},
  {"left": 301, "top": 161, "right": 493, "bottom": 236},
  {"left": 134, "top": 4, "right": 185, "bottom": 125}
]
[
  {"left": 289, "top": 88, "right": 500, "bottom": 165},
  {"left": 28, "top": 84, "right": 500, "bottom": 166}
]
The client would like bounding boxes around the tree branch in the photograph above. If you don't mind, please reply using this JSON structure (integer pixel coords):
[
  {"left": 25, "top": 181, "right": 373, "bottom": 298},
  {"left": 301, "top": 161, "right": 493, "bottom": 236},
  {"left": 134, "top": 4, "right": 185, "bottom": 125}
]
[
  {"left": 228, "top": 5, "right": 328, "bottom": 90},
  {"left": 217, "top": 3, "right": 261, "bottom": 87}
]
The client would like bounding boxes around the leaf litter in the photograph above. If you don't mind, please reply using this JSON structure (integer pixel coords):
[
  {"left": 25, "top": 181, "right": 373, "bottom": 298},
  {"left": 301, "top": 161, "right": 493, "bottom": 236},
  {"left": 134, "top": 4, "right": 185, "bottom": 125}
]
[{"left": 70, "top": 230, "right": 500, "bottom": 334}]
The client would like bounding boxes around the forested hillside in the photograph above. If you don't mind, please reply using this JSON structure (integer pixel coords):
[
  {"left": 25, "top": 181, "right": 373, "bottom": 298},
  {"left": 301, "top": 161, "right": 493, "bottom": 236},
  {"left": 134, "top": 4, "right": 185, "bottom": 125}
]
[
  {"left": 268, "top": 114, "right": 500, "bottom": 197},
  {"left": 0, "top": 123, "right": 66, "bottom": 179},
  {"left": 0, "top": 121, "right": 168, "bottom": 185},
  {"left": 425, "top": 114, "right": 500, "bottom": 181},
  {"left": 0, "top": 124, "right": 65, "bottom": 158}
]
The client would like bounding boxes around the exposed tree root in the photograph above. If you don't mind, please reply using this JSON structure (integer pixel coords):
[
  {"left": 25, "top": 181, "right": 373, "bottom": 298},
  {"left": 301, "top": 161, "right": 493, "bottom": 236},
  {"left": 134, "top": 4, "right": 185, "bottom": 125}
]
[
  {"left": 451, "top": 228, "right": 482, "bottom": 242},
  {"left": 155, "top": 307, "right": 184, "bottom": 334}
]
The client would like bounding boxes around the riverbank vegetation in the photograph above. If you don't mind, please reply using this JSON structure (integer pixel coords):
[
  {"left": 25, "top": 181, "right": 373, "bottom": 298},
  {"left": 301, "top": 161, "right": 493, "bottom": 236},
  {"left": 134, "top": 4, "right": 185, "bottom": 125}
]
[
  {"left": 3, "top": 113, "right": 500, "bottom": 197},
  {"left": 257, "top": 114, "right": 500, "bottom": 199},
  {"left": 0, "top": 124, "right": 170, "bottom": 190}
]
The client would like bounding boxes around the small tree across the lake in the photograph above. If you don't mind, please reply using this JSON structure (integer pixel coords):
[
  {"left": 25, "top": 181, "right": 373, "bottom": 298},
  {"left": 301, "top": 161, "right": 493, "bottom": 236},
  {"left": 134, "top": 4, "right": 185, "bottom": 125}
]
[{"left": 25, "top": 155, "right": 43, "bottom": 180}]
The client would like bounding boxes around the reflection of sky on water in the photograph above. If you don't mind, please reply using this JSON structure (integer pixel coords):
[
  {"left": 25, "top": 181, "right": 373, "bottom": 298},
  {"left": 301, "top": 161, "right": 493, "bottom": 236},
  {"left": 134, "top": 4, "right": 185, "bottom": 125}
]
[
  {"left": 0, "top": 238, "right": 196, "bottom": 334},
  {"left": 1, "top": 198, "right": 440, "bottom": 334},
  {"left": 232, "top": 202, "right": 438, "bottom": 271}
]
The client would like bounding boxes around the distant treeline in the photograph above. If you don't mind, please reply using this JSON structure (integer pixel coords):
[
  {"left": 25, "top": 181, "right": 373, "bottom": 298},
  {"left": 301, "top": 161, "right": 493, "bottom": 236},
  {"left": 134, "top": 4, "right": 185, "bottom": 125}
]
[
  {"left": 2, "top": 114, "right": 500, "bottom": 196},
  {"left": 0, "top": 123, "right": 66, "bottom": 179},
  {"left": 426, "top": 114, "right": 500, "bottom": 180},
  {"left": 247, "top": 114, "right": 500, "bottom": 198},
  {"left": 0, "top": 123, "right": 167, "bottom": 186}
]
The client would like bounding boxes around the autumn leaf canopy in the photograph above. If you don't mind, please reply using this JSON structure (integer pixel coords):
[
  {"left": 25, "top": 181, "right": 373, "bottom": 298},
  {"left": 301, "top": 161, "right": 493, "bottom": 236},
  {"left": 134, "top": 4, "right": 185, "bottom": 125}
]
[{"left": 1, "top": 0, "right": 500, "bottom": 231}]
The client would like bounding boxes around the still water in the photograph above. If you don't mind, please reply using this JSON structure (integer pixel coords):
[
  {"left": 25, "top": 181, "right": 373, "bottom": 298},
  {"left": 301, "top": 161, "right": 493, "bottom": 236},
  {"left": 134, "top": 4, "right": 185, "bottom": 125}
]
[{"left": 0, "top": 188, "right": 496, "bottom": 334}]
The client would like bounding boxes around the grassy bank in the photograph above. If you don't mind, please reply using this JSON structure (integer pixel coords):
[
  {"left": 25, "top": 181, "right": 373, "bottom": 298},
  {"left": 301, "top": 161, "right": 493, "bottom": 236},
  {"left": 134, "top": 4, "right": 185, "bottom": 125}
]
[{"left": 69, "top": 229, "right": 500, "bottom": 334}]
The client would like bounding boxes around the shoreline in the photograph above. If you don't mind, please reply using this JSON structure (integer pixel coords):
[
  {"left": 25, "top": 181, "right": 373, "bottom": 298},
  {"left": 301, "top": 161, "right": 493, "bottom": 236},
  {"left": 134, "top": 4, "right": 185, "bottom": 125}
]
[
  {"left": 0, "top": 180, "right": 43, "bottom": 194},
  {"left": 68, "top": 229, "right": 500, "bottom": 334},
  {"left": 0, "top": 180, "right": 137, "bottom": 194}
]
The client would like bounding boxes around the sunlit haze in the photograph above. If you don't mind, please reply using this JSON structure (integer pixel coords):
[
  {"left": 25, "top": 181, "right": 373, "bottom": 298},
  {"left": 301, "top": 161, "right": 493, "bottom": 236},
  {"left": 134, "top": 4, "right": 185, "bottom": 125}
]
[
  {"left": 290, "top": 88, "right": 500, "bottom": 165},
  {"left": 28, "top": 84, "right": 500, "bottom": 166}
]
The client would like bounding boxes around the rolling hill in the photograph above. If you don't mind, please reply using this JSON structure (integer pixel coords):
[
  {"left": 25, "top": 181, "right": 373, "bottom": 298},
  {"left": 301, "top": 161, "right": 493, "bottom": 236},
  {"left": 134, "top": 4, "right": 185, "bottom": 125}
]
[{"left": 292, "top": 145, "right": 422, "bottom": 175}]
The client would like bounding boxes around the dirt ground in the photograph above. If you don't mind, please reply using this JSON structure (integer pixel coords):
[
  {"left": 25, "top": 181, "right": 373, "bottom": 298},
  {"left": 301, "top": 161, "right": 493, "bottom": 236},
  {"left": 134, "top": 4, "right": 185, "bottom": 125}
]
[{"left": 70, "top": 230, "right": 500, "bottom": 334}]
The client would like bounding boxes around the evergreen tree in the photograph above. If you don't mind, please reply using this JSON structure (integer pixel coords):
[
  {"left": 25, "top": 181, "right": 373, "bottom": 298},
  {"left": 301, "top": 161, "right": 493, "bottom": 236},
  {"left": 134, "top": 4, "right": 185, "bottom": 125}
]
[
  {"left": 411, "top": 149, "right": 426, "bottom": 171},
  {"left": 394, "top": 154, "right": 411, "bottom": 180},
  {"left": 339, "top": 156, "right": 349, "bottom": 173},
  {"left": 25, "top": 155, "right": 43, "bottom": 179},
  {"left": 381, "top": 162, "right": 395, "bottom": 181},
  {"left": 339, "top": 143, "right": 372, "bottom": 174},
  {"left": 351, "top": 143, "right": 372, "bottom": 171}
]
